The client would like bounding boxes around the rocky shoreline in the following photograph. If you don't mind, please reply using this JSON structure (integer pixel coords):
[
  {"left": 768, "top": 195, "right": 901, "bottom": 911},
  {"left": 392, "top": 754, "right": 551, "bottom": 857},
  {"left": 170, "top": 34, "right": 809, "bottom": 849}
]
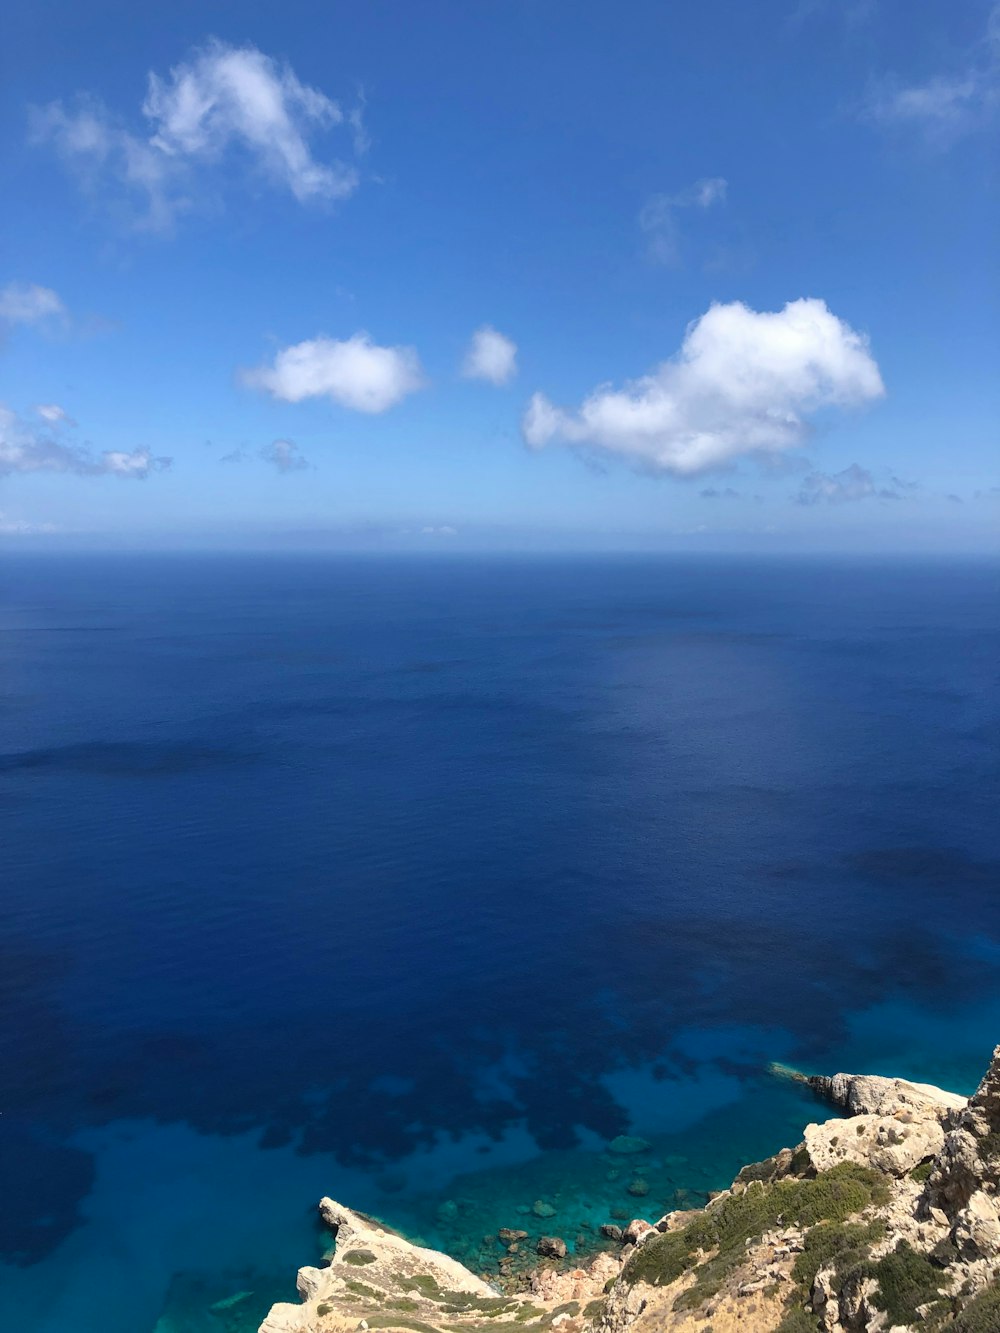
[{"left": 260, "top": 1047, "right": 1000, "bottom": 1333}]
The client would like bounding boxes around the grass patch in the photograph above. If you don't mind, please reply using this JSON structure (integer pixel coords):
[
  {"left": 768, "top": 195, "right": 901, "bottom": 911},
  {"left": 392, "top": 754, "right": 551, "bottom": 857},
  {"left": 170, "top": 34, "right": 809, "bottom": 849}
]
[
  {"left": 396, "top": 1273, "right": 443, "bottom": 1297},
  {"left": 366, "top": 1318, "right": 442, "bottom": 1333},
  {"left": 344, "top": 1249, "right": 378, "bottom": 1266},
  {"left": 512, "top": 1304, "right": 547, "bottom": 1322},
  {"left": 437, "top": 1295, "right": 518, "bottom": 1317},
  {"left": 909, "top": 1159, "right": 934, "bottom": 1183},
  {"left": 624, "top": 1162, "right": 888, "bottom": 1304},
  {"left": 343, "top": 1279, "right": 383, "bottom": 1301}
]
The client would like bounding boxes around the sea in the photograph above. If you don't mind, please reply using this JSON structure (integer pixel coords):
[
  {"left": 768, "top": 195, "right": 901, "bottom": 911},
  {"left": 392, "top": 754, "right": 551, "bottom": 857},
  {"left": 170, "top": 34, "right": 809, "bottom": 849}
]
[{"left": 0, "top": 552, "right": 997, "bottom": 1332}]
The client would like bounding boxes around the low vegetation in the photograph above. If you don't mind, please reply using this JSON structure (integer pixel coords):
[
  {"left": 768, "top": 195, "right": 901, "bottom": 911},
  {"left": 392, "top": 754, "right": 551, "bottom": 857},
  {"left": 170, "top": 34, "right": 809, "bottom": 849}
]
[{"left": 624, "top": 1161, "right": 889, "bottom": 1307}]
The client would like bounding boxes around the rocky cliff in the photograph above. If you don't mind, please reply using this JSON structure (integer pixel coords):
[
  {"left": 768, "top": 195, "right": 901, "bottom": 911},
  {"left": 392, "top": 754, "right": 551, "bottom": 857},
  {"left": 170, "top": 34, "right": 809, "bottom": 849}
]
[{"left": 260, "top": 1048, "right": 1000, "bottom": 1333}]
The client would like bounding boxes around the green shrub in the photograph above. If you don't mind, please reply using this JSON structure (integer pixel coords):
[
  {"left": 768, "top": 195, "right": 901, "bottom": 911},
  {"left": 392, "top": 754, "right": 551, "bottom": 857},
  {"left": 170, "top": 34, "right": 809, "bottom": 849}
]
[
  {"left": 792, "top": 1219, "right": 886, "bottom": 1291},
  {"left": 317, "top": 1305, "right": 332, "bottom": 1317},
  {"left": 624, "top": 1162, "right": 888, "bottom": 1299},
  {"left": 849, "top": 1240, "right": 944, "bottom": 1327},
  {"left": 774, "top": 1308, "right": 820, "bottom": 1333},
  {"left": 952, "top": 1281, "right": 1000, "bottom": 1332},
  {"left": 909, "top": 1160, "right": 934, "bottom": 1183}
]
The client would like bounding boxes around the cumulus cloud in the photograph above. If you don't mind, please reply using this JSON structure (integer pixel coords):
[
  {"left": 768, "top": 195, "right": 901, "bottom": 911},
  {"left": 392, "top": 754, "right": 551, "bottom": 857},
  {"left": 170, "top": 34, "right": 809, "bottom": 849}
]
[
  {"left": 522, "top": 298, "right": 884, "bottom": 477},
  {"left": 639, "top": 177, "right": 727, "bottom": 266},
  {"left": 260, "top": 438, "right": 309, "bottom": 472},
  {"left": 462, "top": 325, "right": 518, "bottom": 385},
  {"left": 243, "top": 333, "right": 425, "bottom": 413},
  {"left": 864, "top": 5, "right": 999, "bottom": 142},
  {"left": 0, "top": 282, "right": 65, "bottom": 328},
  {"left": 31, "top": 40, "right": 363, "bottom": 231},
  {"left": 0, "top": 404, "right": 170, "bottom": 478},
  {"left": 796, "top": 462, "right": 911, "bottom": 505}
]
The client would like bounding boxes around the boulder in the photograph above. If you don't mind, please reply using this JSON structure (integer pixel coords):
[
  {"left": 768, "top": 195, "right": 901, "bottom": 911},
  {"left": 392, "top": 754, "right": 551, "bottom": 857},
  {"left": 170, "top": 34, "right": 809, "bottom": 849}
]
[
  {"left": 536, "top": 1235, "right": 568, "bottom": 1259},
  {"left": 621, "top": 1218, "right": 655, "bottom": 1246}
]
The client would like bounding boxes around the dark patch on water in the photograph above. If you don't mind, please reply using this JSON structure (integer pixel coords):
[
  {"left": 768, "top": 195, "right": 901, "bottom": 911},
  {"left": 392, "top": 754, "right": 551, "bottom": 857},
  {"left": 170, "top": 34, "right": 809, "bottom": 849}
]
[
  {"left": 0, "top": 740, "right": 261, "bottom": 777},
  {"left": 0, "top": 1125, "right": 96, "bottom": 1266}
]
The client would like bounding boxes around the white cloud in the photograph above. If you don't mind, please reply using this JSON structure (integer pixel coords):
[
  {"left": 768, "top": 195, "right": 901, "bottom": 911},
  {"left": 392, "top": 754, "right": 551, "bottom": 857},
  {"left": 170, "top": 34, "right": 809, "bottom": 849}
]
[
  {"left": 31, "top": 40, "right": 362, "bottom": 231},
  {"left": 0, "top": 512, "right": 59, "bottom": 535},
  {"left": 522, "top": 298, "right": 884, "bottom": 477},
  {"left": 260, "top": 437, "right": 309, "bottom": 472},
  {"left": 420, "top": 525, "right": 458, "bottom": 537},
  {"left": 796, "top": 463, "right": 909, "bottom": 504},
  {"left": 865, "top": 5, "right": 999, "bottom": 141},
  {"left": 0, "top": 282, "right": 65, "bottom": 327},
  {"left": 243, "top": 333, "right": 425, "bottom": 413},
  {"left": 639, "top": 177, "right": 727, "bottom": 266},
  {"left": 36, "top": 403, "right": 76, "bottom": 426},
  {"left": 462, "top": 325, "right": 518, "bottom": 385},
  {"left": 0, "top": 404, "right": 170, "bottom": 478}
]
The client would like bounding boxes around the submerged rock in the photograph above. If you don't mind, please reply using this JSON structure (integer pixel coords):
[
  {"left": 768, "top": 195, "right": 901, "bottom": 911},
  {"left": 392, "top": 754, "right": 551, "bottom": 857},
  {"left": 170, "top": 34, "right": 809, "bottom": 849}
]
[
  {"left": 536, "top": 1235, "right": 567, "bottom": 1259},
  {"left": 608, "top": 1135, "right": 651, "bottom": 1156},
  {"left": 532, "top": 1199, "right": 557, "bottom": 1218}
]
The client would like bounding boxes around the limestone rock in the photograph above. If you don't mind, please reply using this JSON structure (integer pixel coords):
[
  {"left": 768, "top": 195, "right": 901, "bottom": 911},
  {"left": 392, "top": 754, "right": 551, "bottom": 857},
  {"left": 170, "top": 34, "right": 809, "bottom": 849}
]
[
  {"left": 807, "top": 1070, "right": 966, "bottom": 1120},
  {"left": 259, "top": 1197, "right": 497, "bottom": 1333},
  {"left": 952, "top": 1190, "right": 1000, "bottom": 1261},
  {"left": 621, "top": 1219, "right": 655, "bottom": 1246},
  {"left": 804, "top": 1109, "right": 945, "bottom": 1176}
]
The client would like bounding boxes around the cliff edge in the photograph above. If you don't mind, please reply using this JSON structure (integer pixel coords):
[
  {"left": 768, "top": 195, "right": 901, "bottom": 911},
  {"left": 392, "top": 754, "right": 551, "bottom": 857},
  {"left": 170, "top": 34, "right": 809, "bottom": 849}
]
[{"left": 261, "top": 1047, "right": 1000, "bottom": 1333}]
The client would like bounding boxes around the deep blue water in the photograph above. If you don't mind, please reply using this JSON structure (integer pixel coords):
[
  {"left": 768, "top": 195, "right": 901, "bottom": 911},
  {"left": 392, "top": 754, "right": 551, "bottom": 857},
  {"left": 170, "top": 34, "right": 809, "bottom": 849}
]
[{"left": 1, "top": 554, "right": 998, "bottom": 1332}]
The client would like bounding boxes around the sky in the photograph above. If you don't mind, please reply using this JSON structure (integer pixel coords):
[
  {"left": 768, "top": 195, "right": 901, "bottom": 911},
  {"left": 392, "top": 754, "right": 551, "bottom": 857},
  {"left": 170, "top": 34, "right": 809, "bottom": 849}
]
[{"left": 1, "top": 0, "right": 998, "bottom": 552}]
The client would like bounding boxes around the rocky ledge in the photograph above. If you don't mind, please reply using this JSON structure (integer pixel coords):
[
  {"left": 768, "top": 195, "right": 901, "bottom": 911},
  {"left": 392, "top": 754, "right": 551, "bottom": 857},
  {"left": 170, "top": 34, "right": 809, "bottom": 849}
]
[{"left": 260, "top": 1047, "right": 1000, "bottom": 1333}]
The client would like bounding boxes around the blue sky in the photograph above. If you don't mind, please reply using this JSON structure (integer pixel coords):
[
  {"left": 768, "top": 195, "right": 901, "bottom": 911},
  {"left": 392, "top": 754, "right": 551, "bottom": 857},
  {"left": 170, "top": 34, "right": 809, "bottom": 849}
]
[{"left": 1, "top": 0, "right": 997, "bottom": 550}]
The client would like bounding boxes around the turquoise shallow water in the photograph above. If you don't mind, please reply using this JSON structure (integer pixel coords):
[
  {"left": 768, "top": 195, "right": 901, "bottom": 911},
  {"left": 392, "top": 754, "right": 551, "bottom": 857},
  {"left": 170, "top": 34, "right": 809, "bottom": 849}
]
[{"left": 1, "top": 554, "right": 997, "bottom": 1331}]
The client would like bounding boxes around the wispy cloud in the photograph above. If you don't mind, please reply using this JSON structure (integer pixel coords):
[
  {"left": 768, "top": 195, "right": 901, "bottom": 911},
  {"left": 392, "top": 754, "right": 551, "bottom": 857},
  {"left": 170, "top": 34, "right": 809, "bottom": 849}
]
[
  {"left": 700, "top": 486, "right": 742, "bottom": 499},
  {"left": 31, "top": 40, "right": 365, "bottom": 232},
  {"left": 795, "top": 462, "right": 912, "bottom": 504},
  {"left": 522, "top": 298, "right": 884, "bottom": 477},
  {"left": 260, "top": 438, "right": 309, "bottom": 472},
  {"left": 0, "top": 511, "right": 59, "bottom": 535},
  {"left": 0, "top": 282, "right": 66, "bottom": 329},
  {"left": 461, "top": 325, "right": 518, "bottom": 385},
  {"left": 638, "top": 177, "right": 727, "bottom": 267},
  {"left": 0, "top": 404, "right": 170, "bottom": 478},
  {"left": 242, "top": 332, "right": 425, "bottom": 413},
  {"left": 864, "top": 5, "right": 1000, "bottom": 143},
  {"left": 36, "top": 403, "right": 77, "bottom": 426}
]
